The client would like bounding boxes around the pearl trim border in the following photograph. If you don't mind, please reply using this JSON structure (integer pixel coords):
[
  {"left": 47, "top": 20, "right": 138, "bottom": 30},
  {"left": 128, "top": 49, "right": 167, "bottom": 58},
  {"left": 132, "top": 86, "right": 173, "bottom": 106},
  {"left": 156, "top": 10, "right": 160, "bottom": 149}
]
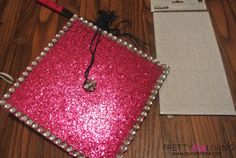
[{"left": 0, "top": 14, "right": 170, "bottom": 158}]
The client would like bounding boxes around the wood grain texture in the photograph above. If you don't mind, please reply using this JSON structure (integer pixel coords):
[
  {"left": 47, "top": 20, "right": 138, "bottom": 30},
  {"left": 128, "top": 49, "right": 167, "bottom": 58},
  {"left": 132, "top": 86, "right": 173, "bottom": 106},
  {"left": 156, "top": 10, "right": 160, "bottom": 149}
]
[{"left": 0, "top": 0, "right": 235, "bottom": 158}]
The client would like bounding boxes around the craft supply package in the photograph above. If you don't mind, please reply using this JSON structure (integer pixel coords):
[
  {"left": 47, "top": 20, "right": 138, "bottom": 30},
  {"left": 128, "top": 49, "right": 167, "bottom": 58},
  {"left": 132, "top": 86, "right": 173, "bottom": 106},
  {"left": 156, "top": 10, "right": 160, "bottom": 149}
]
[
  {"left": 0, "top": 15, "right": 169, "bottom": 158},
  {"left": 151, "top": 0, "right": 235, "bottom": 115}
]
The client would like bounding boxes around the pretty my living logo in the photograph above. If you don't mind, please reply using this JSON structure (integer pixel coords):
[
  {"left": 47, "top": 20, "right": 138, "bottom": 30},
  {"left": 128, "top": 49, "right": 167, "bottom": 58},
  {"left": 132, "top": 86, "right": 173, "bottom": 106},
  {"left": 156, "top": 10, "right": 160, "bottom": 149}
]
[
  {"left": 191, "top": 144, "right": 207, "bottom": 153},
  {"left": 163, "top": 144, "right": 234, "bottom": 155}
]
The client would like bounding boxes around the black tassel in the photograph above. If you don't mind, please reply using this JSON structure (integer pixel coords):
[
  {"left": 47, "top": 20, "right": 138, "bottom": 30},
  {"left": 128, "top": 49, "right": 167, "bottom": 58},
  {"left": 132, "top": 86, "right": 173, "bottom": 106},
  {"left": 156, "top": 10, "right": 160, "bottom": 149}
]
[
  {"left": 94, "top": 10, "right": 118, "bottom": 30},
  {"left": 83, "top": 11, "right": 118, "bottom": 92},
  {"left": 83, "top": 10, "right": 149, "bottom": 92}
]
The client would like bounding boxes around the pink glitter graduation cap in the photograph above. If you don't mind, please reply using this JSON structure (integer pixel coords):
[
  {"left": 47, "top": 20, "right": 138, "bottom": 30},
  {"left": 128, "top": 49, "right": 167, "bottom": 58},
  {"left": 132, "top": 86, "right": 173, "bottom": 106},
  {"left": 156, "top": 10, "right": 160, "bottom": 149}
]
[{"left": 1, "top": 14, "right": 169, "bottom": 158}]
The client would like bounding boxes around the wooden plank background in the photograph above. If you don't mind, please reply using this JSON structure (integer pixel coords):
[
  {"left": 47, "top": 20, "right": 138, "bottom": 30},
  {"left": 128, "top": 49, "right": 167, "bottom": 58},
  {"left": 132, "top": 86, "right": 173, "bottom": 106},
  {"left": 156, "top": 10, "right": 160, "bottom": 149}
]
[{"left": 0, "top": 0, "right": 235, "bottom": 158}]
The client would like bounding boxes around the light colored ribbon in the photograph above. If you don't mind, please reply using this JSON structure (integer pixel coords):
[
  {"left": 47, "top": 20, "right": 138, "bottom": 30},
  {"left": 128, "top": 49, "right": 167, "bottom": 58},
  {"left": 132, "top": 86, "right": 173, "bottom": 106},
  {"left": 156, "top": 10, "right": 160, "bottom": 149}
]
[{"left": 0, "top": 72, "right": 14, "bottom": 84}]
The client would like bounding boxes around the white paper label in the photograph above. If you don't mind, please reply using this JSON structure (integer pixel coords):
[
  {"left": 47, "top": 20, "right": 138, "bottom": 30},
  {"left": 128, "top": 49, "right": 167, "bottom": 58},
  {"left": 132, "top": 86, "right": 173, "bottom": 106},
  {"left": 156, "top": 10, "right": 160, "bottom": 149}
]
[{"left": 151, "top": 0, "right": 207, "bottom": 12}]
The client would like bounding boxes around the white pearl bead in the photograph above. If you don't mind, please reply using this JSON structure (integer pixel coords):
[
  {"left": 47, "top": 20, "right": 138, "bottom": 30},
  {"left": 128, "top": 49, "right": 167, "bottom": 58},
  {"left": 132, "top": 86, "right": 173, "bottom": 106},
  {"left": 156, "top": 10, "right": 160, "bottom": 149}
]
[
  {"left": 63, "top": 26, "right": 68, "bottom": 31},
  {"left": 66, "top": 147, "right": 73, "bottom": 152},
  {"left": 123, "top": 147, "right": 128, "bottom": 152},
  {"left": 9, "top": 108, "right": 16, "bottom": 113},
  {"left": 88, "top": 22, "right": 93, "bottom": 27},
  {"left": 8, "top": 87, "right": 15, "bottom": 93},
  {"left": 52, "top": 38, "right": 57, "bottom": 43},
  {"left": 26, "top": 66, "right": 32, "bottom": 71},
  {"left": 144, "top": 106, "right": 150, "bottom": 111},
  {"left": 59, "top": 30, "right": 65, "bottom": 35},
  {"left": 43, "top": 131, "right": 50, "bottom": 137},
  {"left": 157, "top": 79, "right": 163, "bottom": 84},
  {"left": 67, "top": 22, "right": 72, "bottom": 27},
  {"left": 102, "top": 30, "right": 108, "bottom": 34},
  {"left": 142, "top": 53, "right": 148, "bottom": 58},
  {"left": 60, "top": 143, "right": 67, "bottom": 148},
  {"left": 13, "top": 82, "right": 20, "bottom": 87},
  {"left": 26, "top": 120, "right": 33, "bottom": 125},
  {"left": 69, "top": 18, "right": 75, "bottom": 22},
  {"left": 22, "top": 71, "right": 28, "bottom": 77},
  {"left": 20, "top": 115, "right": 28, "bottom": 121},
  {"left": 4, "top": 93, "right": 10, "bottom": 99},
  {"left": 36, "top": 56, "right": 41, "bottom": 61},
  {"left": 37, "top": 127, "right": 44, "bottom": 133},
  {"left": 133, "top": 124, "right": 140, "bottom": 130},
  {"left": 108, "top": 33, "right": 113, "bottom": 38},
  {"left": 160, "top": 74, "right": 166, "bottom": 80},
  {"left": 149, "top": 95, "right": 156, "bottom": 100},
  {"left": 130, "top": 129, "right": 136, "bottom": 135},
  {"left": 55, "top": 139, "right": 61, "bottom": 144},
  {"left": 127, "top": 44, "right": 133, "bottom": 49},
  {"left": 147, "top": 56, "right": 153, "bottom": 61},
  {"left": 151, "top": 89, "right": 158, "bottom": 95},
  {"left": 120, "top": 145, "right": 128, "bottom": 152},
  {"left": 162, "top": 64, "right": 168, "bottom": 68},
  {"left": 164, "top": 70, "right": 169, "bottom": 75},
  {"left": 137, "top": 50, "right": 143, "bottom": 54},
  {"left": 18, "top": 77, "right": 24, "bottom": 82},
  {"left": 124, "top": 140, "right": 130, "bottom": 145},
  {"left": 152, "top": 59, "right": 158, "bottom": 63},
  {"left": 4, "top": 104, "right": 11, "bottom": 109},
  {"left": 44, "top": 47, "right": 50, "bottom": 52},
  {"left": 15, "top": 112, "right": 22, "bottom": 117},
  {"left": 157, "top": 61, "right": 163, "bottom": 66},
  {"left": 146, "top": 100, "right": 152, "bottom": 105},
  {"left": 141, "top": 111, "right": 147, "bottom": 117},
  {"left": 0, "top": 100, "right": 6, "bottom": 105},
  {"left": 137, "top": 116, "right": 144, "bottom": 122},
  {"left": 122, "top": 41, "right": 128, "bottom": 46},
  {"left": 72, "top": 151, "right": 79, "bottom": 157},
  {"left": 155, "top": 84, "right": 161, "bottom": 90},
  {"left": 49, "top": 135, "right": 56, "bottom": 140},
  {"left": 112, "top": 36, "right": 117, "bottom": 40},
  {"left": 31, "top": 61, "right": 37, "bottom": 66},
  {"left": 48, "top": 43, "right": 53, "bottom": 48},
  {"left": 92, "top": 26, "right": 98, "bottom": 30},
  {"left": 133, "top": 47, "right": 138, "bottom": 51},
  {"left": 73, "top": 14, "right": 78, "bottom": 19},
  {"left": 32, "top": 123, "right": 38, "bottom": 129},
  {"left": 40, "top": 52, "right": 46, "bottom": 57},
  {"left": 117, "top": 39, "right": 123, "bottom": 43},
  {"left": 55, "top": 34, "right": 61, "bottom": 39}
]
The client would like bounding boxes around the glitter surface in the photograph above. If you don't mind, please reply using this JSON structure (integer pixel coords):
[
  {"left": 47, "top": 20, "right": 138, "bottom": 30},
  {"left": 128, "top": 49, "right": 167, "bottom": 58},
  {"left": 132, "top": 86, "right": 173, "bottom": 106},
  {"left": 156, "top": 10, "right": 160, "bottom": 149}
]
[{"left": 7, "top": 21, "right": 163, "bottom": 158}]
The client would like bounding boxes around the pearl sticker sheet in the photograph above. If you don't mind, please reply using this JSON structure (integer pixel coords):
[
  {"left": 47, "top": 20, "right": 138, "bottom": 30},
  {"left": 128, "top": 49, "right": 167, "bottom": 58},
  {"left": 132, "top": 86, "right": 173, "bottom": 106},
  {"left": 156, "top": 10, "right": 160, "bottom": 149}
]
[
  {"left": 153, "top": 10, "right": 235, "bottom": 115},
  {"left": 1, "top": 15, "right": 169, "bottom": 158}
]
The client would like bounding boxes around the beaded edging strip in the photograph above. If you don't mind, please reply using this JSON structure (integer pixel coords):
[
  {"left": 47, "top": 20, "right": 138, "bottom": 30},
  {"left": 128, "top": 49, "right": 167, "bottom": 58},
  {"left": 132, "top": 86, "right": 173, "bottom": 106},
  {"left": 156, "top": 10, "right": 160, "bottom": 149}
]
[{"left": 0, "top": 14, "right": 170, "bottom": 158}]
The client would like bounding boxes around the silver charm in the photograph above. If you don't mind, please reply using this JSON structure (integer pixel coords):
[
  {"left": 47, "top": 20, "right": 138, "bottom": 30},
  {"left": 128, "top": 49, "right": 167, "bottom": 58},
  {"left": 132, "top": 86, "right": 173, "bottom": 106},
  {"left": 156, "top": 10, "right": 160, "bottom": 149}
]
[{"left": 83, "top": 79, "right": 96, "bottom": 92}]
